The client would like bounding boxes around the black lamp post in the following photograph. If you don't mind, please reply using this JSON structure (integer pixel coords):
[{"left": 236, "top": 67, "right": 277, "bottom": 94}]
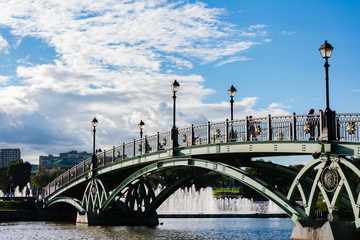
[
  {"left": 228, "top": 85, "right": 237, "bottom": 141},
  {"left": 91, "top": 117, "right": 98, "bottom": 171},
  {"left": 228, "top": 85, "right": 237, "bottom": 121},
  {"left": 319, "top": 40, "right": 334, "bottom": 140},
  {"left": 138, "top": 120, "right": 145, "bottom": 138},
  {"left": 171, "top": 80, "right": 180, "bottom": 148}
]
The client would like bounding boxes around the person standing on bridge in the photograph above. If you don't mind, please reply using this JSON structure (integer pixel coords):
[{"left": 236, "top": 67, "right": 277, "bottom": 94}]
[
  {"left": 248, "top": 116, "right": 256, "bottom": 141},
  {"left": 306, "top": 109, "right": 316, "bottom": 140}
]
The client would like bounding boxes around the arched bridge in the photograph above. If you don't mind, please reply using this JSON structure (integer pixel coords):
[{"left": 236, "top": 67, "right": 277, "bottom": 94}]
[{"left": 43, "top": 111, "right": 360, "bottom": 232}]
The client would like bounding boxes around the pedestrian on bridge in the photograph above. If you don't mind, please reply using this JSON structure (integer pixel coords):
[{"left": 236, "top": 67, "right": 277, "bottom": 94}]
[
  {"left": 248, "top": 116, "right": 256, "bottom": 141},
  {"left": 306, "top": 109, "right": 316, "bottom": 140}
]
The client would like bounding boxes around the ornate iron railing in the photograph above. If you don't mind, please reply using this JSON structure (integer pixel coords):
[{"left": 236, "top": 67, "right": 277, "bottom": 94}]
[{"left": 43, "top": 112, "right": 360, "bottom": 197}]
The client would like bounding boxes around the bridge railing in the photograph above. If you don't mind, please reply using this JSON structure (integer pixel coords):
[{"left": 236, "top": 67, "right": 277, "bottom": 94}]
[
  {"left": 229, "top": 119, "right": 246, "bottom": 142},
  {"left": 43, "top": 112, "right": 360, "bottom": 198},
  {"left": 337, "top": 114, "right": 360, "bottom": 142},
  {"left": 271, "top": 115, "right": 292, "bottom": 141},
  {"left": 178, "top": 127, "right": 192, "bottom": 147},
  {"left": 193, "top": 123, "right": 208, "bottom": 145},
  {"left": 147, "top": 133, "right": 158, "bottom": 152}
]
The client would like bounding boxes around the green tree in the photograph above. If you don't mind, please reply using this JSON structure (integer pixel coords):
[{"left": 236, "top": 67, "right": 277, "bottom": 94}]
[
  {"left": 243, "top": 159, "right": 303, "bottom": 199},
  {"left": 30, "top": 167, "right": 61, "bottom": 189},
  {"left": 0, "top": 166, "right": 9, "bottom": 192},
  {"left": 288, "top": 164, "right": 305, "bottom": 171},
  {"left": 7, "top": 159, "right": 32, "bottom": 191},
  {"left": 149, "top": 168, "right": 231, "bottom": 191}
]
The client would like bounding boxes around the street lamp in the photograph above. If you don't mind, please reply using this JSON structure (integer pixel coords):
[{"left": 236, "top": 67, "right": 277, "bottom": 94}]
[
  {"left": 138, "top": 120, "right": 145, "bottom": 138},
  {"left": 319, "top": 40, "right": 334, "bottom": 140},
  {"left": 171, "top": 80, "right": 180, "bottom": 148},
  {"left": 228, "top": 85, "right": 237, "bottom": 121},
  {"left": 91, "top": 117, "right": 98, "bottom": 171},
  {"left": 228, "top": 85, "right": 237, "bottom": 141},
  {"left": 319, "top": 40, "right": 334, "bottom": 112}
]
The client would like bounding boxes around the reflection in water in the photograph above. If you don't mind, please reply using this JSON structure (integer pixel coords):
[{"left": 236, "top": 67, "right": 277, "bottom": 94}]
[{"left": 0, "top": 218, "right": 293, "bottom": 240}]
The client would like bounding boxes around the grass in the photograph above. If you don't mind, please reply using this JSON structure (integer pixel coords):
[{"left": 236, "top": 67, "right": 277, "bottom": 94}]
[{"left": 0, "top": 200, "right": 36, "bottom": 211}]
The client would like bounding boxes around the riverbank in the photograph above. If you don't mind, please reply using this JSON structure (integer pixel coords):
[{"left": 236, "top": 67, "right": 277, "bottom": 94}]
[
  {"left": 0, "top": 197, "right": 38, "bottom": 221},
  {"left": 0, "top": 197, "right": 76, "bottom": 222}
]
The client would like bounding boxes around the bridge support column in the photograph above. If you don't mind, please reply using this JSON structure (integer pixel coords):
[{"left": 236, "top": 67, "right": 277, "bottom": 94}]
[
  {"left": 290, "top": 220, "right": 359, "bottom": 240},
  {"left": 76, "top": 211, "right": 159, "bottom": 226}
]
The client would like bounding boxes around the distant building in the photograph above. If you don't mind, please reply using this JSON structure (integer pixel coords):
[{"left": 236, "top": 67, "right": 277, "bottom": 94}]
[
  {"left": 39, "top": 154, "right": 61, "bottom": 168},
  {"left": 0, "top": 148, "right": 21, "bottom": 166},
  {"left": 59, "top": 151, "right": 92, "bottom": 164},
  {"left": 39, "top": 150, "right": 91, "bottom": 169},
  {"left": 50, "top": 159, "right": 78, "bottom": 173}
]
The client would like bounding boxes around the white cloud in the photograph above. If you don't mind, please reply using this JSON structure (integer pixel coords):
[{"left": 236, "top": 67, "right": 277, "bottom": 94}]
[
  {"left": 215, "top": 56, "right": 251, "bottom": 67},
  {"left": 16, "top": 55, "right": 33, "bottom": 66},
  {"left": 0, "top": 34, "right": 9, "bottom": 53},
  {"left": 0, "top": 75, "right": 11, "bottom": 85},
  {"left": 248, "top": 24, "right": 266, "bottom": 31},
  {"left": 0, "top": 0, "right": 277, "bottom": 163},
  {"left": 281, "top": 31, "right": 297, "bottom": 36}
]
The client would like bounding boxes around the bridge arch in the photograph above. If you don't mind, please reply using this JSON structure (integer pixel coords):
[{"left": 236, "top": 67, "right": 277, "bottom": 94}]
[
  {"left": 45, "top": 196, "right": 85, "bottom": 212},
  {"left": 100, "top": 158, "right": 306, "bottom": 221}
]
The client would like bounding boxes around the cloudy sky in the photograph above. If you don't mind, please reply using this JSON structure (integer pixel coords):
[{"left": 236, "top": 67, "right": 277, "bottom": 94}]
[{"left": 0, "top": 0, "right": 358, "bottom": 164}]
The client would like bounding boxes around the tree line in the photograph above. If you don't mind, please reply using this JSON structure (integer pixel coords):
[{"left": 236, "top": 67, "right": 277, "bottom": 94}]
[
  {"left": 0, "top": 159, "right": 31, "bottom": 192},
  {"left": 0, "top": 159, "right": 60, "bottom": 195}
]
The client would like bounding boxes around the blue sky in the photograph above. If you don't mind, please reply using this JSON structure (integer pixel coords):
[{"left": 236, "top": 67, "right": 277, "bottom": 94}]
[{"left": 0, "top": 0, "right": 358, "bottom": 164}]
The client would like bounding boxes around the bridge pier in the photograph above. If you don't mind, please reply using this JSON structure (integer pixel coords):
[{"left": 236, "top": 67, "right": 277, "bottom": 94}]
[
  {"left": 76, "top": 211, "right": 159, "bottom": 226},
  {"left": 290, "top": 220, "right": 360, "bottom": 240}
]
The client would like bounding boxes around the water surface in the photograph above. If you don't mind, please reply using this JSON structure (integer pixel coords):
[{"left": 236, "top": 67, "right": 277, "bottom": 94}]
[{"left": 0, "top": 218, "right": 293, "bottom": 239}]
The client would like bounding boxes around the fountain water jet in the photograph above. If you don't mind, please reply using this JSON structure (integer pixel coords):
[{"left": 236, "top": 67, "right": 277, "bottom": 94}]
[{"left": 155, "top": 185, "right": 285, "bottom": 214}]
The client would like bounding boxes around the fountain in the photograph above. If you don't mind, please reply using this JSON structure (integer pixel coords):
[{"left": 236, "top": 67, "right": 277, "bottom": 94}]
[
  {"left": 0, "top": 184, "right": 31, "bottom": 197},
  {"left": 156, "top": 185, "right": 285, "bottom": 214}
]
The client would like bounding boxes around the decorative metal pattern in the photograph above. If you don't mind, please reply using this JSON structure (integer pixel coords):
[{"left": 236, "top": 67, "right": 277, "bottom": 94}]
[
  {"left": 337, "top": 114, "right": 360, "bottom": 141},
  {"left": 347, "top": 123, "right": 355, "bottom": 135},
  {"left": 91, "top": 185, "right": 97, "bottom": 196},
  {"left": 124, "top": 179, "right": 155, "bottom": 212},
  {"left": 182, "top": 134, "right": 187, "bottom": 143},
  {"left": 255, "top": 125, "right": 261, "bottom": 135},
  {"left": 82, "top": 178, "right": 109, "bottom": 212},
  {"left": 321, "top": 166, "right": 339, "bottom": 192},
  {"left": 278, "top": 132, "right": 283, "bottom": 141},
  {"left": 304, "top": 124, "right": 311, "bottom": 134},
  {"left": 215, "top": 129, "right": 221, "bottom": 138},
  {"left": 271, "top": 116, "right": 291, "bottom": 141}
]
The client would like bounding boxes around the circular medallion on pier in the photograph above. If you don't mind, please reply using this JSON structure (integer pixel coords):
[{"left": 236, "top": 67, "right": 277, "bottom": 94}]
[{"left": 321, "top": 166, "right": 339, "bottom": 192}]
